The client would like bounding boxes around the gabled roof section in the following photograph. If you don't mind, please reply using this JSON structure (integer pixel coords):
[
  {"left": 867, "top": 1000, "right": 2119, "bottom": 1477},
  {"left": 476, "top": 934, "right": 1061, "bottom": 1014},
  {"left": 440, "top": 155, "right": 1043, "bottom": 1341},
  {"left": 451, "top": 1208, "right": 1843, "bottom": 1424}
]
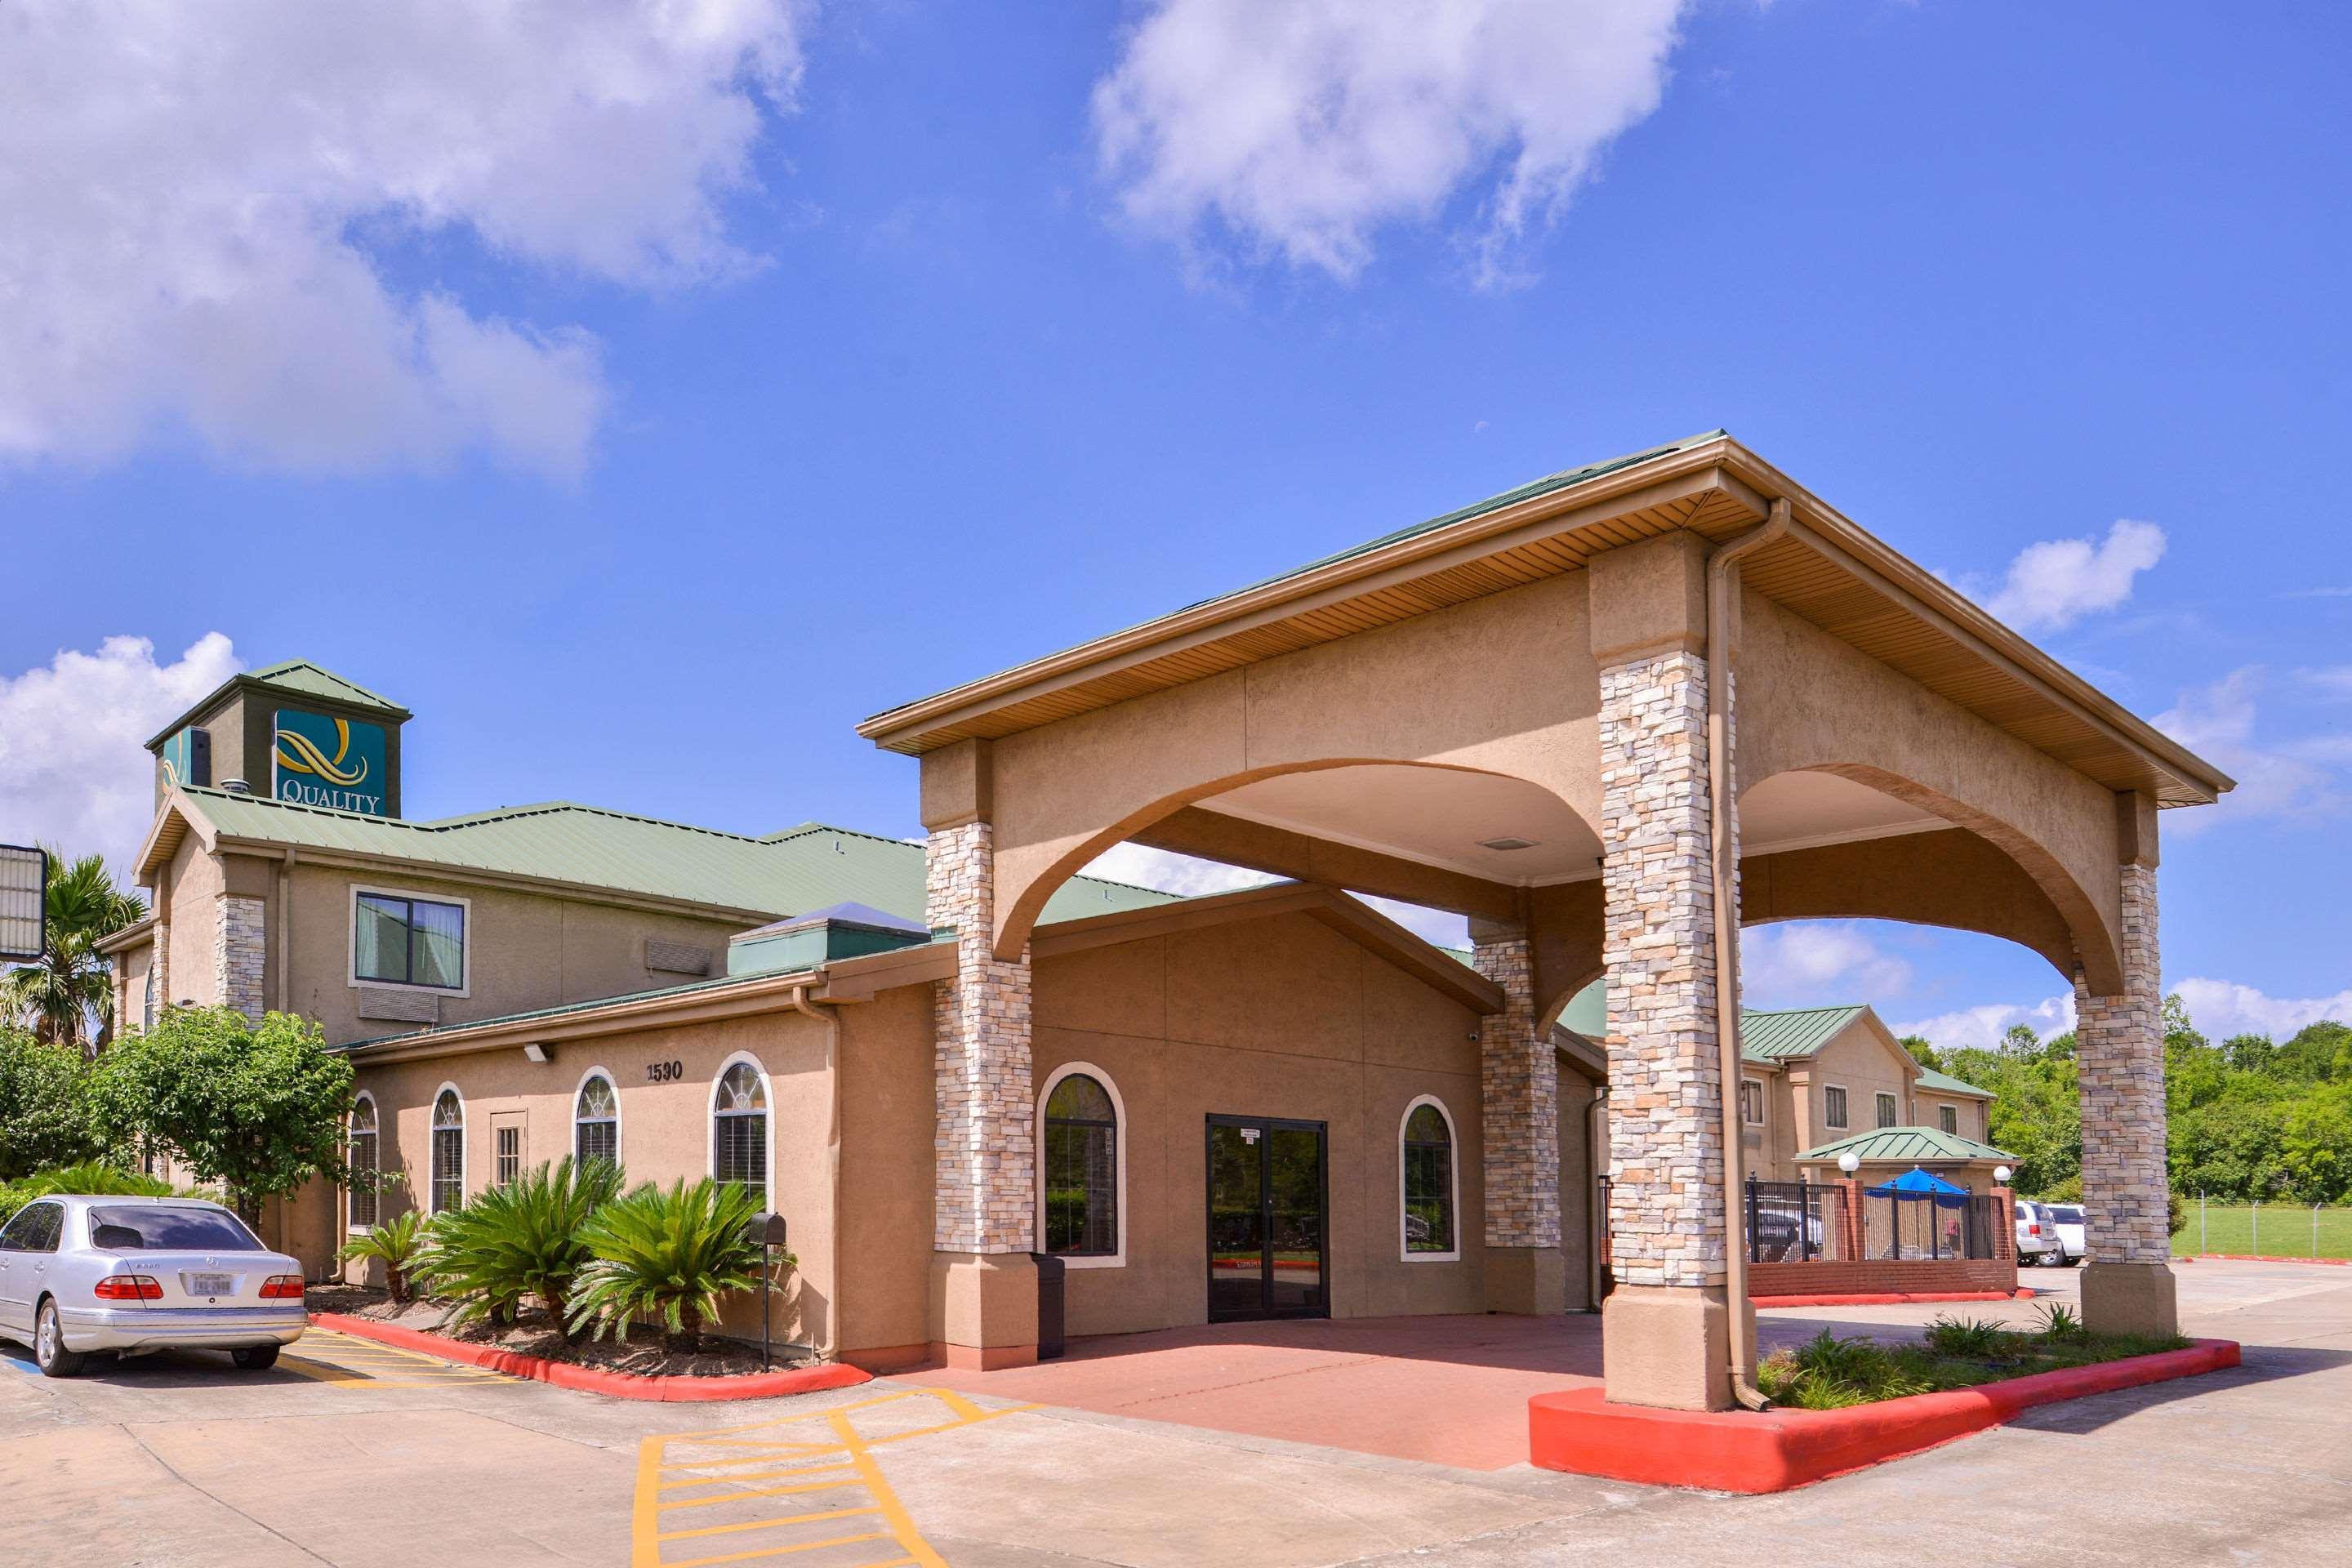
[
  {"left": 1794, "top": 1126, "right": 2016, "bottom": 1165},
  {"left": 1741, "top": 1004, "right": 1869, "bottom": 1060},
  {"left": 1913, "top": 1066, "right": 1996, "bottom": 1100},
  {"left": 141, "top": 786, "right": 1174, "bottom": 928},
  {"left": 144, "top": 659, "right": 411, "bottom": 748},
  {"left": 857, "top": 433, "right": 2230, "bottom": 808}
]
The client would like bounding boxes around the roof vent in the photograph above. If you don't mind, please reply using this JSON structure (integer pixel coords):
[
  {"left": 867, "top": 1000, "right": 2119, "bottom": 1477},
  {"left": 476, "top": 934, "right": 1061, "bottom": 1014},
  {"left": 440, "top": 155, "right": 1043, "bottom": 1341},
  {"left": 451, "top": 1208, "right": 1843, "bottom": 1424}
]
[
  {"left": 1477, "top": 836, "right": 1537, "bottom": 852},
  {"left": 221, "top": 778, "right": 253, "bottom": 795}
]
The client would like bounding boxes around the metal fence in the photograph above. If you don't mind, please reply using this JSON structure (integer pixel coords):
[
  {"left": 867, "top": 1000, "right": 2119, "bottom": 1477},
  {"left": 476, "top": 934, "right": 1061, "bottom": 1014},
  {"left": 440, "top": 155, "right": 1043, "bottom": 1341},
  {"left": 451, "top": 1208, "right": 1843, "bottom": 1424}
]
[
  {"left": 1742, "top": 1178, "right": 1850, "bottom": 1264},
  {"left": 1859, "top": 1191, "right": 2002, "bottom": 1261}
]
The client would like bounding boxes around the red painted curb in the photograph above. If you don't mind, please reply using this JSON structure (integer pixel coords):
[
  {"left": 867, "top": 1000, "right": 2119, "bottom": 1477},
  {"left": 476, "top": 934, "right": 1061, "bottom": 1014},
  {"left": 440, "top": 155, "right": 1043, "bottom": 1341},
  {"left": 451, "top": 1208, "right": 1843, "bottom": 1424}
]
[
  {"left": 2177, "top": 1253, "right": 2349, "bottom": 1267},
  {"left": 310, "top": 1312, "right": 873, "bottom": 1402},
  {"left": 1529, "top": 1338, "right": 2239, "bottom": 1493},
  {"left": 1755, "top": 1288, "right": 2034, "bottom": 1307}
]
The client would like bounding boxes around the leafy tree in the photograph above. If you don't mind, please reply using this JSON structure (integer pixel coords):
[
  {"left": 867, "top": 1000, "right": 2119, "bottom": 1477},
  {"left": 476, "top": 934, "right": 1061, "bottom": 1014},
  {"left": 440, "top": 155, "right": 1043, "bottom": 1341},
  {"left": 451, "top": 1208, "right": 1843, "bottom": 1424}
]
[
  {"left": 1900, "top": 1035, "right": 1941, "bottom": 1071},
  {"left": 2, "top": 847, "right": 145, "bottom": 1052},
  {"left": 2221, "top": 1033, "right": 2277, "bottom": 1076},
  {"left": 0, "top": 1025, "right": 101, "bottom": 1178},
  {"left": 2278, "top": 1021, "right": 2352, "bottom": 1084},
  {"left": 88, "top": 1006, "right": 359, "bottom": 1221},
  {"left": 2002, "top": 1022, "right": 2041, "bottom": 1056}
]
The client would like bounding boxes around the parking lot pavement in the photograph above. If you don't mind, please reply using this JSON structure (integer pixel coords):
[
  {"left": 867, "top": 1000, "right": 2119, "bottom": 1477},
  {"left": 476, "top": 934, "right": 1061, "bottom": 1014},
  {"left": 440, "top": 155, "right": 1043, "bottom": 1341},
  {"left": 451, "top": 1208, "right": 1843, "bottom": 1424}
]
[{"left": 0, "top": 1258, "right": 2343, "bottom": 1568}]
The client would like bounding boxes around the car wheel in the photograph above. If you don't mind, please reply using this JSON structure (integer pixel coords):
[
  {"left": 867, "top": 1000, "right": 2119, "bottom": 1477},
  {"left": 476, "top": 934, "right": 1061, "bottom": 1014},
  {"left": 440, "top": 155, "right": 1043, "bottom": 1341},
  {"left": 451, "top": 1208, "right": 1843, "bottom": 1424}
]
[
  {"left": 34, "top": 1302, "right": 86, "bottom": 1379},
  {"left": 231, "top": 1343, "right": 281, "bottom": 1371},
  {"left": 2045, "top": 1250, "right": 2066, "bottom": 1268}
]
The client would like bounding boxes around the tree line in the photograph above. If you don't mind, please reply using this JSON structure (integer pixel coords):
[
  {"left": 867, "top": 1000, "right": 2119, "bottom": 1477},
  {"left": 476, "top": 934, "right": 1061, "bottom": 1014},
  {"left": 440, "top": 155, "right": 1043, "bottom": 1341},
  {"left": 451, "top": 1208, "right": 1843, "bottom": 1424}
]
[{"left": 1906, "top": 998, "right": 2352, "bottom": 1204}]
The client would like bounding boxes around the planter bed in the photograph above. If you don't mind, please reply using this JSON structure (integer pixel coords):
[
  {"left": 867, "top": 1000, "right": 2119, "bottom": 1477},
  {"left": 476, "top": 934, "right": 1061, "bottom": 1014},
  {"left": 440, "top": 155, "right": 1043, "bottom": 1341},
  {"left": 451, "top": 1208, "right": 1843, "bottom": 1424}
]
[
  {"left": 1530, "top": 1337, "right": 2239, "bottom": 1493},
  {"left": 305, "top": 1286, "right": 869, "bottom": 1402}
]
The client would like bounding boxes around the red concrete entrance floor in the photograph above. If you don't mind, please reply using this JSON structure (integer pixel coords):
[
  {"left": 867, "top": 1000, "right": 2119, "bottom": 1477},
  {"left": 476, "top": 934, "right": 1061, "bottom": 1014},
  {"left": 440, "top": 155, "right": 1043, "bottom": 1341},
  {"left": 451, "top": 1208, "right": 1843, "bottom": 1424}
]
[{"left": 908, "top": 1310, "right": 1953, "bottom": 1472}]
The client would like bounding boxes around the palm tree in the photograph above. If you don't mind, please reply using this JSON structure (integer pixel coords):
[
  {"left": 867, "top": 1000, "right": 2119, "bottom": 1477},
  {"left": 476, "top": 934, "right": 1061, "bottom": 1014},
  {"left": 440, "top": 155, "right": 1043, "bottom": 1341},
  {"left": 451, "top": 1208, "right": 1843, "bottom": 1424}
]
[{"left": 2, "top": 846, "right": 145, "bottom": 1054}]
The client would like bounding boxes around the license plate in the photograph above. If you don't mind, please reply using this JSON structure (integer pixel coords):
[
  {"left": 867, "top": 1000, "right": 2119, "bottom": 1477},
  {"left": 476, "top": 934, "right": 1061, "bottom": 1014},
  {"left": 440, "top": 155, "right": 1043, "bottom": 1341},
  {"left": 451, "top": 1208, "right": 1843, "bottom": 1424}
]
[{"left": 184, "top": 1272, "right": 234, "bottom": 1298}]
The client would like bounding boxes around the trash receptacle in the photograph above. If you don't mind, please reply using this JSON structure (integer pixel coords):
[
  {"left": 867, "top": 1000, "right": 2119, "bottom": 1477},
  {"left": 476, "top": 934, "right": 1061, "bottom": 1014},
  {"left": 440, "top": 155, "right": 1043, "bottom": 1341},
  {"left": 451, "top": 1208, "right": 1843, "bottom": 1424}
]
[{"left": 1031, "top": 1252, "right": 1066, "bottom": 1360}]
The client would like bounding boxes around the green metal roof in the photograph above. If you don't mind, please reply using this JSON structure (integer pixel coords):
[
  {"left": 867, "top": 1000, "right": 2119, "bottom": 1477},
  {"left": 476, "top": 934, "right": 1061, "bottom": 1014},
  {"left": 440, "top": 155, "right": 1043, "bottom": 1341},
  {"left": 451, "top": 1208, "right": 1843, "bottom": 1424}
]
[
  {"left": 1912, "top": 1066, "right": 1994, "bottom": 1099},
  {"left": 240, "top": 660, "right": 408, "bottom": 715},
  {"left": 1793, "top": 1126, "right": 2016, "bottom": 1165},
  {"left": 1740, "top": 1004, "right": 1868, "bottom": 1060},
  {"left": 169, "top": 787, "right": 1174, "bottom": 927}
]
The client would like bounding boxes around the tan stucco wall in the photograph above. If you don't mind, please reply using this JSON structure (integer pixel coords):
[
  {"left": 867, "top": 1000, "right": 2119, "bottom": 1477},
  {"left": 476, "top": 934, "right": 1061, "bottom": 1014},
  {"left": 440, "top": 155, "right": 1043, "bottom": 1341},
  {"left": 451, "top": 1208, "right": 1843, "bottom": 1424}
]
[
  {"left": 835, "top": 984, "right": 938, "bottom": 1360},
  {"left": 976, "top": 573, "right": 1604, "bottom": 955},
  {"left": 1557, "top": 1056, "right": 1601, "bottom": 1309},
  {"left": 350, "top": 1009, "right": 836, "bottom": 1344},
  {"left": 1806, "top": 1018, "right": 1918, "bottom": 1146},
  {"left": 276, "top": 860, "right": 753, "bottom": 1044},
  {"left": 158, "top": 834, "right": 225, "bottom": 1009}
]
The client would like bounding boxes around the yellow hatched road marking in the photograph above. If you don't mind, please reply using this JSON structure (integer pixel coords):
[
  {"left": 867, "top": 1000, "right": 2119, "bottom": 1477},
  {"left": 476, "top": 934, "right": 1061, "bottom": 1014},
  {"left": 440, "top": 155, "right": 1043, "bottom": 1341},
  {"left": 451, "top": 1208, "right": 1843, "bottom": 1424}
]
[
  {"left": 278, "top": 1330, "right": 515, "bottom": 1389},
  {"left": 633, "top": 1388, "right": 1034, "bottom": 1568}
]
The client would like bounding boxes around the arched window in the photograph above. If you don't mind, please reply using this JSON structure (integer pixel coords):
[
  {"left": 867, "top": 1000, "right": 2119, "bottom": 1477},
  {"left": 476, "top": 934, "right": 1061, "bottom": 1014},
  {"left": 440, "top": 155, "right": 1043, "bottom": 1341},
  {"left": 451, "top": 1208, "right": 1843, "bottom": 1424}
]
[
  {"left": 1401, "top": 1098, "right": 1457, "bottom": 1260},
  {"left": 347, "top": 1096, "right": 379, "bottom": 1228},
  {"left": 711, "top": 1060, "right": 768, "bottom": 1195},
  {"left": 430, "top": 1088, "right": 465, "bottom": 1214},
  {"left": 1040, "top": 1068, "right": 1120, "bottom": 1260},
  {"left": 575, "top": 1072, "right": 620, "bottom": 1169}
]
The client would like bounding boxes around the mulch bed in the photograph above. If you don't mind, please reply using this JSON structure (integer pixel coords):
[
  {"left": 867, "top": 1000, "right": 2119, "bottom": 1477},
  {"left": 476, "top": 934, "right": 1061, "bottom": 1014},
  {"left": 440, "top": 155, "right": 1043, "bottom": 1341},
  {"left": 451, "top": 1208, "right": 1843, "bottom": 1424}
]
[{"left": 302, "top": 1284, "right": 814, "bottom": 1378}]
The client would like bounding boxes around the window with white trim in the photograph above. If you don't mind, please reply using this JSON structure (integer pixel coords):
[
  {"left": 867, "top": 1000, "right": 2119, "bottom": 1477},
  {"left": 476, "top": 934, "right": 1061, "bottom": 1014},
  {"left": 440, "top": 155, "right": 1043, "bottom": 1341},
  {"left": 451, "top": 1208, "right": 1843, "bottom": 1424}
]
[
  {"left": 1824, "top": 1085, "right": 1849, "bottom": 1129},
  {"left": 430, "top": 1089, "right": 464, "bottom": 1213},
  {"left": 576, "top": 1073, "right": 619, "bottom": 1168},
  {"left": 712, "top": 1062, "right": 767, "bottom": 1192},
  {"left": 1876, "top": 1091, "right": 1900, "bottom": 1129},
  {"left": 347, "top": 1097, "right": 379, "bottom": 1227},
  {"left": 1042, "top": 1073, "right": 1119, "bottom": 1256},
  {"left": 354, "top": 892, "right": 466, "bottom": 989},
  {"left": 495, "top": 1125, "right": 521, "bottom": 1187},
  {"left": 1940, "top": 1103, "right": 1958, "bottom": 1135},
  {"left": 1401, "top": 1102, "right": 1455, "bottom": 1257},
  {"left": 1739, "top": 1077, "right": 1766, "bottom": 1127}
]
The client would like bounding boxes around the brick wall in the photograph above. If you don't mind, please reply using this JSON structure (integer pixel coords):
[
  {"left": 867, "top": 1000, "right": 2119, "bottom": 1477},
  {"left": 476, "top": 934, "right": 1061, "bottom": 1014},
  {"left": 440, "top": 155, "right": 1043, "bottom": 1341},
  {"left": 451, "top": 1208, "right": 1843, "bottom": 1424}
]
[{"left": 1748, "top": 1256, "right": 2017, "bottom": 1298}]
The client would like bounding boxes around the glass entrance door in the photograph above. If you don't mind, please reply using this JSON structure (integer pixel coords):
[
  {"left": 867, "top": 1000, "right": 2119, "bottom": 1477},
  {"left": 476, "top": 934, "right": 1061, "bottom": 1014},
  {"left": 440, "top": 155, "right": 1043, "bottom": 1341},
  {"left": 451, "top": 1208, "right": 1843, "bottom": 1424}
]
[{"left": 1206, "top": 1116, "right": 1328, "bottom": 1322}]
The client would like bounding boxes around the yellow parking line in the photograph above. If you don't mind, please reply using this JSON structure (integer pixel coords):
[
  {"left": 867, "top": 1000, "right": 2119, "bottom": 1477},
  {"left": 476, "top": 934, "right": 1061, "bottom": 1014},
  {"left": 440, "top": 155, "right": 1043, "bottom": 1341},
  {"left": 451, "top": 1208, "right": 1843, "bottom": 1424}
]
[
  {"left": 663, "top": 1531, "right": 892, "bottom": 1568},
  {"left": 662, "top": 1477, "right": 865, "bottom": 1510}
]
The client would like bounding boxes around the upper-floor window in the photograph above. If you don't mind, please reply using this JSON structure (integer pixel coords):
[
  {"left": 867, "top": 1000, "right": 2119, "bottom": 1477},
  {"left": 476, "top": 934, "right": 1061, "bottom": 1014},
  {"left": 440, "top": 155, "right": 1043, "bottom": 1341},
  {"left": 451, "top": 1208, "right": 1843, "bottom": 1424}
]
[
  {"left": 1940, "top": 1103, "right": 1958, "bottom": 1135},
  {"left": 355, "top": 892, "right": 466, "bottom": 990},
  {"left": 1876, "top": 1091, "right": 1899, "bottom": 1129},
  {"left": 1739, "top": 1078, "right": 1766, "bottom": 1127},
  {"left": 1824, "top": 1085, "right": 1849, "bottom": 1129}
]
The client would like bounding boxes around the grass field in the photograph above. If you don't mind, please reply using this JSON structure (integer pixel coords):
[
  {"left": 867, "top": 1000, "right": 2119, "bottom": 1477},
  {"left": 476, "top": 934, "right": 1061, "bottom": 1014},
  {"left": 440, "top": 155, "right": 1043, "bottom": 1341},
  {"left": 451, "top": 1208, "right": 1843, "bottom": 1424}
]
[{"left": 2175, "top": 1203, "right": 2352, "bottom": 1259}]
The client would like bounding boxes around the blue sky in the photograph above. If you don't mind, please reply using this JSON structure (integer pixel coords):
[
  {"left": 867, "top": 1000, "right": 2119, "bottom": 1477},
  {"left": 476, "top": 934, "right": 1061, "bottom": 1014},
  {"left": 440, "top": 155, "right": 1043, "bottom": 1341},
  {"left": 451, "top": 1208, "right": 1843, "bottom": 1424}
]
[{"left": 4, "top": 2, "right": 2347, "bottom": 1049}]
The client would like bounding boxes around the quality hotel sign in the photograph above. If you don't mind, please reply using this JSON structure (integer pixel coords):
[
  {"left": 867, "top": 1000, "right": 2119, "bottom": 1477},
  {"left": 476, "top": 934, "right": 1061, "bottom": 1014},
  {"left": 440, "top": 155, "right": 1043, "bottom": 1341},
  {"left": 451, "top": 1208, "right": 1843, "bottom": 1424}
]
[{"left": 274, "top": 709, "right": 388, "bottom": 816}]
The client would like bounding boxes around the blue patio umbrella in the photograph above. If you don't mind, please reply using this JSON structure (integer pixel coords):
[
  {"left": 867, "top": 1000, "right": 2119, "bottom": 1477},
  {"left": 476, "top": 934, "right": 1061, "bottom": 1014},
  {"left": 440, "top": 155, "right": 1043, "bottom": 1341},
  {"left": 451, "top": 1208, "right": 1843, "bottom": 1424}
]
[{"left": 1866, "top": 1165, "right": 1971, "bottom": 1207}]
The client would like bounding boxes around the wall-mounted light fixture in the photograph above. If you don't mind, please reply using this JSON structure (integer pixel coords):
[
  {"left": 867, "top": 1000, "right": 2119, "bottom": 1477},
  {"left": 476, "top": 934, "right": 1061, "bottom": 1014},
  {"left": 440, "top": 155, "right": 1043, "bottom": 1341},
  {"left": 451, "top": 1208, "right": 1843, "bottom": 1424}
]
[{"left": 523, "top": 1042, "right": 552, "bottom": 1064}]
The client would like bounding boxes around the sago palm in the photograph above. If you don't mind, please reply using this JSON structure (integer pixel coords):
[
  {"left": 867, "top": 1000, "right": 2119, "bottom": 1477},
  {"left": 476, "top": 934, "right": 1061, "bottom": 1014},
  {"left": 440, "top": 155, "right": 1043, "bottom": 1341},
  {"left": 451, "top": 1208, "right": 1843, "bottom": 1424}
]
[
  {"left": 2, "top": 848, "right": 146, "bottom": 1052},
  {"left": 417, "top": 1158, "right": 625, "bottom": 1334},
  {"left": 336, "top": 1209, "right": 434, "bottom": 1303},
  {"left": 567, "top": 1178, "right": 779, "bottom": 1353}
]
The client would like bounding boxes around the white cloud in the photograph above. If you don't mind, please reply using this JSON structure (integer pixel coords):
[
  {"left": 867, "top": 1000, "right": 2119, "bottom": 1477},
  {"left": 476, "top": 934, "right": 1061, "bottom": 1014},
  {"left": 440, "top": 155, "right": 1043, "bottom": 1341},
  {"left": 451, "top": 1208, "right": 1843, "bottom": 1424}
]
[
  {"left": 1742, "top": 921, "right": 1913, "bottom": 1009},
  {"left": 2155, "top": 666, "right": 2345, "bottom": 835},
  {"left": 2294, "top": 665, "right": 2352, "bottom": 702},
  {"left": 1092, "top": 0, "right": 1689, "bottom": 287},
  {"left": 2172, "top": 978, "right": 2352, "bottom": 1042},
  {"left": 1081, "top": 842, "right": 1282, "bottom": 898},
  {"left": 0, "top": 1, "right": 811, "bottom": 479},
  {"left": 1894, "top": 994, "right": 2077, "bottom": 1054},
  {"left": 0, "top": 635, "right": 243, "bottom": 875},
  {"left": 1981, "top": 519, "right": 2167, "bottom": 634}
]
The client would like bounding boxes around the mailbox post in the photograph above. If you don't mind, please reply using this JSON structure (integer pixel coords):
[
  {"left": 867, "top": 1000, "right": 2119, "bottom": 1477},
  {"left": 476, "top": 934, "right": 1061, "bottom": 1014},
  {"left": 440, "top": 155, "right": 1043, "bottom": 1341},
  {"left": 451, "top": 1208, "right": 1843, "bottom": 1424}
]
[{"left": 747, "top": 1211, "right": 789, "bottom": 1371}]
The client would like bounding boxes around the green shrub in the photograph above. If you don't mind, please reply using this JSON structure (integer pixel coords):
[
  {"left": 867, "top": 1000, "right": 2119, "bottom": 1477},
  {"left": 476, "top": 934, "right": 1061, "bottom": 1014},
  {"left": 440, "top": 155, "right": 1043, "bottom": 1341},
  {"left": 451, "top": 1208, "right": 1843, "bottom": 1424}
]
[
  {"left": 419, "top": 1159, "right": 625, "bottom": 1335},
  {"left": 567, "top": 1178, "right": 783, "bottom": 1352},
  {"left": 14, "top": 1160, "right": 175, "bottom": 1199},
  {"left": 1922, "top": 1314, "right": 2013, "bottom": 1359},
  {"left": 337, "top": 1209, "right": 434, "bottom": 1303},
  {"left": 2034, "top": 1301, "right": 2086, "bottom": 1341}
]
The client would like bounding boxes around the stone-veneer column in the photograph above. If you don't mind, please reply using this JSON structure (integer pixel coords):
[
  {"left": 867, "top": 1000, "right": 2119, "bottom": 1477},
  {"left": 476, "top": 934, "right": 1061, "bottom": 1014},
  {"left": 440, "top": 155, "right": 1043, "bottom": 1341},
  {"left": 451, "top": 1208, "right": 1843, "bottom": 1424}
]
[
  {"left": 1597, "top": 646, "right": 1733, "bottom": 1410},
  {"left": 214, "top": 894, "right": 266, "bottom": 1022},
  {"left": 2074, "top": 859, "right": 2177, "bottom": 1335},
  {"left": 1472, "top": 930, "right": 1563, "bottom": 1312},
  {"left": 924, "top": 821, "right": 1041, "bottom": 1367}
]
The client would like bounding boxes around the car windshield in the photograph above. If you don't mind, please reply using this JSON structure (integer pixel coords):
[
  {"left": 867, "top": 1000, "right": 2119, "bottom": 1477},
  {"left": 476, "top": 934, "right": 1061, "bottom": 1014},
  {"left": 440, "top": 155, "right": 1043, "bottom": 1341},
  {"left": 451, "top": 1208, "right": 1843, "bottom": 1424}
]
[
  {"left": 2051, "top": 1206, "right": 2084, "bottom": 1224},
  {"left": 87, "top": 1205, "right": 265, "bottom": 1252}
]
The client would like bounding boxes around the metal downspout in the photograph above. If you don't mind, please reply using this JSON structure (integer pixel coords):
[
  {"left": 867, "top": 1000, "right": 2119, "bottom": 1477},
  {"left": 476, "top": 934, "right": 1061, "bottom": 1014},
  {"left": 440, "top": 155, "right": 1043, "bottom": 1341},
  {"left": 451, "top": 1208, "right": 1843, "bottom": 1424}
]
[
  {"left": 1585, "top": 1086, "right": 1609, "bottom": 1312},
  {"left": 1708, "top": 497, "right": 1792, "bottom": 1412},
  {"left": 786, "top": 984, "right": 845, "bottom": 1361}
]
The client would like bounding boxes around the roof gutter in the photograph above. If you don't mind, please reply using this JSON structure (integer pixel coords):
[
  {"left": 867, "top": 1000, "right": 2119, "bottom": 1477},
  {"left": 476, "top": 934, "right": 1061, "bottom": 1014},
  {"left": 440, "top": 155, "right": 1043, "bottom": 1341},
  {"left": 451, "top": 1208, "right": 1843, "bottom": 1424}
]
[{"left": 1708, "top": 498, "right": 1791, "bottom": 1414}]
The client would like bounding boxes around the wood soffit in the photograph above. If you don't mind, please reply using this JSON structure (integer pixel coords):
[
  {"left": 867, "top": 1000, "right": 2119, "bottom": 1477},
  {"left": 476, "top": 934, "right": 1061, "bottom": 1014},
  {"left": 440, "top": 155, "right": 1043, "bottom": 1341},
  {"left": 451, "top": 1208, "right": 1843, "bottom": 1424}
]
[{"left": 860, "top": 437, "right": 2230, "bottom": 808}]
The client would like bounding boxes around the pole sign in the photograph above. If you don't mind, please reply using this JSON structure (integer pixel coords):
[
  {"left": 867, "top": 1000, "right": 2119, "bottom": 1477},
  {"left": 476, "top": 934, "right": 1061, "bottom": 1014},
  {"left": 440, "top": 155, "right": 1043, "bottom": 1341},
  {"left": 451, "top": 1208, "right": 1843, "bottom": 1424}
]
[
  {"left": 272, "top": 709, "right": 388, "bottom": 815},
  {"left": 0, "top": 844, "right": 46, "bottom": 963}
]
